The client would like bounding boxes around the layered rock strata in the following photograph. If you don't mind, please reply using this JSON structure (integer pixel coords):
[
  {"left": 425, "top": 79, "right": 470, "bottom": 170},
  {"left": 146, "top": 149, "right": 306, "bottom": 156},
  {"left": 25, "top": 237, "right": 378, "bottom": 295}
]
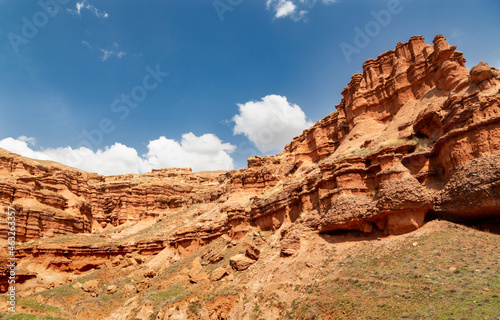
[{"left": 0, "top": 35, "right": 498, "bottom": 260}]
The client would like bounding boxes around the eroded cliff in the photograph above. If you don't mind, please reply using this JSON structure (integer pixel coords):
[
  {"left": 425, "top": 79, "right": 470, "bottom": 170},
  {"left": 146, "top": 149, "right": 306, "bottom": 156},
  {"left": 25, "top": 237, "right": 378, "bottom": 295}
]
[{"left": 1, "top": 35, "right": 499, "bottom": 319}]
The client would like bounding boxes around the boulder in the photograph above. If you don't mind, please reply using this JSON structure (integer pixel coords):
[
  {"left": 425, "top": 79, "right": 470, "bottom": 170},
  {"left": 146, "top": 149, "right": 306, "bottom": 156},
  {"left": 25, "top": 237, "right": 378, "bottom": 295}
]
[
  {"left": 189, "top": 272, "right": 209, "bottom": 284},
  {"left": 121, "top": 284, "right": 136, "bottom": 293},
  {"left": 210, "top": 267, "right": 229, "bottom": 281},
  {"left": 470, "top": 61, "right": 493, "bottom": 83},
  {"left": 143, "top": 269, "right": 156, "bottom": 278},
  {"left": 136, "top": 279, "right": 150, "bottom": 292},
  {"left": 229, "top": 254, "right": 255, "bottom": 271},
  {"left": 244, "top": 240, "right": 260, "bottom": 260},
  {"left": 106, "top": 285, "right": 117, "bottom": 294},
  {"left": 81, "top": 280, "right": 99, "bottom": 293}
]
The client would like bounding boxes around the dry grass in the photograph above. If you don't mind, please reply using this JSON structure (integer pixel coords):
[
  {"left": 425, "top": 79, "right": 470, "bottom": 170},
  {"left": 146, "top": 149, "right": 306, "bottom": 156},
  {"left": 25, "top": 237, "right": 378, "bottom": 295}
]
[
  {"left": 329, "top": 135, "right": 432, "bottom": 163},
  {"left": 278, "top": 221, "right": 500, "bottom": 319},
  {"left": 15, "top": 217, "right": 499, "bottom": 320}
]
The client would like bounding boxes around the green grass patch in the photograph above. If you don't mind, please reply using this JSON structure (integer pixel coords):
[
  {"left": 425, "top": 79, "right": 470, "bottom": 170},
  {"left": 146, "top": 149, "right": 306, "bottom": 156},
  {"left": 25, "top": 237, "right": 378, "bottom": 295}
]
[
  {"left": 151, "top": 283, "right": 190, "bottom": 303},
  {"left": 0, "top": 315, "right": 68, "bottom": 320},
  {"left": 188, "top": 300, "right": 201, "bottom": 315},
  {"left": 35, "top": 283, "right": 81, "bottom": 299},
  {"left": 260, "top": 181, "right": 283, "bottom": 198},
  {"left": 18, "top": 299, "right": 60, "bottom": 313},
  {"left": 329, "top": 135, "right": 432, "bottom": 163}
]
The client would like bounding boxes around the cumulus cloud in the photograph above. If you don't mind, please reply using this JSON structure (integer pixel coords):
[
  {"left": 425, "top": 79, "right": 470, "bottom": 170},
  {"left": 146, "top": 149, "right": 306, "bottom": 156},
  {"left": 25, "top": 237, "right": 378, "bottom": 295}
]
[
  {"left": 267, "top": 0, "right": 302, "bottom": 20},
  {"left": 266, "top": 0, "right": 337, "bottom": 21},
  {"left": 143, "top": 133, "right": 236, "bottom": 172},
  {"left": 275, "top": 1, "right": 296, "bottom": 18},
  {"left": 233, "top": 95, "right": 313, "bottom": 153},
  {"left": 69, "top": 0, "right": 109, "bottom": 18},
  {"left": 0, "top": 134, "right": 236, "bottom": 176}
]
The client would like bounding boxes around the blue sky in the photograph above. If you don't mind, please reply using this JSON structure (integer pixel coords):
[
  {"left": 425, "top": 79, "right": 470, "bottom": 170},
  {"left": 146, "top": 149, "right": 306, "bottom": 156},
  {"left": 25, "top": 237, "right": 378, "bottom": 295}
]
[{"left": 1, "top": 0, "right": 499, "bottom": 174}]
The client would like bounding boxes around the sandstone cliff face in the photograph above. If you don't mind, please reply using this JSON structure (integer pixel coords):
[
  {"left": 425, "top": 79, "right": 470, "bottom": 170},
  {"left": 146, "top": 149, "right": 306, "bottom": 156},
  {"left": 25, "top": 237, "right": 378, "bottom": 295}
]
[
  {"left": 0, "top": 152, "right": 96, "bottom": 241},
  {"left": 277, "top": 34, "right": 500, "bottom": 234}
]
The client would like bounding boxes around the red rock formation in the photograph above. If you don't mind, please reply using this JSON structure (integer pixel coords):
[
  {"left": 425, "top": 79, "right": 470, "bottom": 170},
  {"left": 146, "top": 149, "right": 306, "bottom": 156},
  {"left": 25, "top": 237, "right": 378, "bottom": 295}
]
[
  {"left": 0, "top": 34, "right": 498, "bottom": 259},
  {"left": 274, "top": 34, "right": 500, "bottom": 235}
]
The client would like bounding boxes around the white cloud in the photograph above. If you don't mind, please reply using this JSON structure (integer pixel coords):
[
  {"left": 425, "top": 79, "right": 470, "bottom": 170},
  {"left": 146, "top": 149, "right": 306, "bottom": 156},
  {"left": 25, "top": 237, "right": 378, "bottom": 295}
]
[
  {"left": 69, "top": 0, "right": 109, "bottom": 19},
  {"left": 99, "top": 43, "right": 126, "bottom": 61},
  {"left": 18, "top": 136, "right": 37, "bottom": 146},
  {"left": 267, "top": 0, "right": 300, "bottom": 19},
  {"left": 0, "top": 134, "right": 236, "bottom": 176},
  {"left": 82, "top": 40, "right": 126, "bottom": 61},
  {"left": 81, "top": 40, "right": 92, "bottom": 49},
  {"left": 233, "top": 95, "right": 313, "bottom": 153},
  {"left": 266, "top": 0, "right": 338, "bottom": 21},
  {"left": 143, "top": 133, "right": 236, "bottom": 172},
  {"left": 100, "top": 49, "right": 113, "bottom": 61},
  {"left": 275, "top": 1, "right": 296, "bottom": 18}
]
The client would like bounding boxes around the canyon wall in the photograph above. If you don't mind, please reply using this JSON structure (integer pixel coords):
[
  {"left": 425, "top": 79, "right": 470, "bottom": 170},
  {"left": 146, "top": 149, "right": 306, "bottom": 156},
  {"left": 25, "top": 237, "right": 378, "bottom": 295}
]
[{"left": 1, "top": 35, "right": 499, "bottom": 247}]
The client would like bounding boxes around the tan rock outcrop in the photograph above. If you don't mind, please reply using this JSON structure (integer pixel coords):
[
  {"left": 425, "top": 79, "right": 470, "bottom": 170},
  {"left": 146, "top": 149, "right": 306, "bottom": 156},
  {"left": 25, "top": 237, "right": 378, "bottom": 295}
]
[
  {"left": 106, "top": 285, "right": 117, "bottom": 294},
  {"left": 81, "top": 280, "right": 99, "bottom": 293},
  {"left": 229, "top": 254, "right": 255, "bottom": 271},
  {"left": 280, "top": 229, "right": 302, "bottom": 256},
  {"left": 243, "top": 240, "right": 260, "bottom": 260},
  {"left": 210, "top": 267, "right": 229, "bottom": 281}
]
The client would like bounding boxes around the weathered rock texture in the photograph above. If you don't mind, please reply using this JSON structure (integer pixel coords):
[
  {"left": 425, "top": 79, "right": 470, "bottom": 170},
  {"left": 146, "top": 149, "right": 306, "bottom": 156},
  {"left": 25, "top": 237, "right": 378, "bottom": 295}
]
[{"left": 0, "top": 36, "right": 499, "bottom": 316}]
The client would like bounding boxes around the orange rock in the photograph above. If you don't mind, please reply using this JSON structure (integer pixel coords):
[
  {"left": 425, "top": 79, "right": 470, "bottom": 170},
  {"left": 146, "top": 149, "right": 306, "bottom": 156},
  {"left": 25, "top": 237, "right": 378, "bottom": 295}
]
[
  {"left": 81, "top": 280, "right": 99, "bottom": 293},
  {"left": 188, "top": 257, "right": 202, "bottom": 278},
  {"left": 106, "top": 285, "right": 117, "bottom": 294},
  {"left": 136, "top": 279, "right": 151, "bottom": 292},
  {"left": 229, "top": 254, "right": 255, "bottom": 271},
  {"left": 210, "top": 267, "right": 229, "bottom": 281},
  {"left": 243, "top": 240, "right": 260, "bottom": 260},
  {"left": 280, "top": 229, "right": 301, "bottom": 256},
  {"left": 470, "top": 61, "right": 493, "bottom": 83},
  {"left": 189, "top": 272, "right": 209, "bottom": 284}
]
